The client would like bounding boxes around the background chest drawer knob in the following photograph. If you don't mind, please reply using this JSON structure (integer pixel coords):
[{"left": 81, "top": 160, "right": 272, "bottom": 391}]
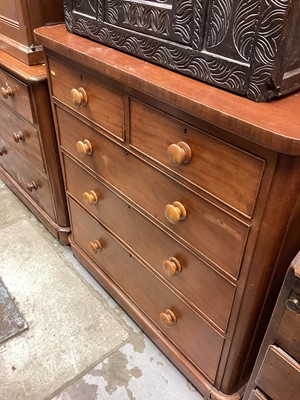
[
  {"left": 83, "top": 190, "right": 99, "bottom": 205},
  {"left": 0, "top": 147, "right": 7, "bottom": 156},
  {"left": 286, "top": 296, "right": 300, "bottom": 313},
  {"left": 27, "top": 181, "right": 38, "bottom": 192},
  {"left": 71, "top": 87, "right": 88, "bottom": 106},
  {"left": 89, "top": 240, "right": 102, "bottom": 253},
  {"left": 165, "top": 201, "right": 187, "bottom": 224},
  {"left": 13, "top": 131, "right": 25, "bottom": 143},
  {"left": 167, "top": 141, "right": 192, "bottom": 166},
  {"left": 160, "top": 309, "right": 177, "bottom": 327},
  {"left": 1, "top": 83, "right": 14, "bottom": 99},
  {"left": 76, "top": 139, "right": 93, "bottom": 156},
  {"left": 163, "top": 257, "right": 182, "bottom": 276}
]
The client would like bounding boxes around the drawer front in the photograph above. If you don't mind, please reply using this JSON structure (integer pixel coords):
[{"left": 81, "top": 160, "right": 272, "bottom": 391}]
[
  {"left": 48, "top": 57, "right": 125, "bottom": 140},
  {"left": 69, "top": 198, "right": 224, "bottom": 383},
  {"left": 130, "top": 99, "right": 265, "bottom": 217},
  {"left": 63, "top": 154, "right": 235, "bottom": 331},
  {"left": 0, "top": 68, "right": 33, "bottom": 123},
  {"left": 277, "top": 280, "right": 300, "bottom": 360},
  {"left": 0, "top": 102, "right": 44, "bottom": 172},
  {"left": 248, "top": 389, "right": 269, "bottom": 400},
  {"left": 256, "top": 345, "right": 300, "bottom": 400},
  {"left": 57, "top": 107, "right": 249, "bottom": 278},
  {"left": 0, "top": 137, "right": 54, "bottom": 219}
]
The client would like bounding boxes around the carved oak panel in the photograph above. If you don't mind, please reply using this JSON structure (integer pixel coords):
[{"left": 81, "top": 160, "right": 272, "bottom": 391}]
[{"left": 64, "top": 0, "right": 300, "bottom": 101}]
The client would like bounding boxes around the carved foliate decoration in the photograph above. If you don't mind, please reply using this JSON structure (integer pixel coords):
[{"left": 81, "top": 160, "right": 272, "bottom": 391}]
[
  {"left": 247, "top": 0, "right": 290, "bottom": 101},
  {"left": 64, "top": 0, "right": 299, "bottom": 101},
  {"left": 207, "top": 0, "right": 233, "bottom": 48},
  {"left": 174, "top": 0, "right": 193, "bottom": 44},
  {"left": 233, "top": 1, "right": 260, "bottom": 61},
  {"left": 119, "top": 2, "right": 171, "bottom": 37},
  {"left": 74, "top": 0, "right": 97, "bottom": 16}
]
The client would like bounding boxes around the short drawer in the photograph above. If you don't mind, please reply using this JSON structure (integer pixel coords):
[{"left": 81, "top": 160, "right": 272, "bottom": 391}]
[
  {"left": 48, "top": 57, "right": 125, "bottom": 140},
  {"left": 57, "top": 107, "right": 249, "bottom": 278},
  {"left": 63, "top": 154, "right": 235, "bottom": 331},
  {"left": 0, "top": 102, "right": 44, "bottom": 172},
  {"left": 256, "top": 345, "right": 300, "bottom": 400},
  {"left": 129, "top": 99, "right": 265, "bottom": 217},
  {"left": 0, "top": 137, "right": 54, "bottom": 219},
  {"left": 0, "top": 68, "right": 34, "bottom": 124},
  {"left": 69, "top": 198, "right": 225, "bottom": 383}
]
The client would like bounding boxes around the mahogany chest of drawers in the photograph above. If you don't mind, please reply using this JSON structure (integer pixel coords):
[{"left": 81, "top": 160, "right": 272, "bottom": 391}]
[
  {"left": 35, "top": 25, "right": 300, "bottom": 399},
  {"left": 64, "top": 0, "right": 300, "bottom": 102},
  {"left": 244, "top": 252, "right": 300, "bottom": 400},
  {"left": 0, "top": 50, "right": 69, "bottom": 243}
]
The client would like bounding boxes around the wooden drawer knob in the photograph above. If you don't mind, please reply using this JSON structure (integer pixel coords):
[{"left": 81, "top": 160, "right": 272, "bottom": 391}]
[
  {"left": 83, "top": 190, "right": 98, "bottom": 205},
  {"left": 89, "top": 240, "right": 102, "bottom": 253},
  {"left": 13, "top": 131, "right": 25, "bottom": 143},
  {"left": 167, "top": 141, "right": 192, "bottom": 166},
  {"left": 165, "top": 201, "right": 186, "bottom": 224},
  {"left": 71, "top": 87, "right": 88, "bottom": 106},
  {"left": 0, "top": 147, "right": 6, "bottom": 156},
  {"left": 27, "top": 181, "right": 38, "bottom": 192},
  {"left": 160, "top": 309, "right": 177, "bottom": 327},
  {"left": 163, "top": 257, "right": 182, "bottom": 277},
  {"left": 76, "top": 139, "right": 93, "bottom": 156},
  {"left": 1, "top": 84, "right": 14, "bottom": 99}
]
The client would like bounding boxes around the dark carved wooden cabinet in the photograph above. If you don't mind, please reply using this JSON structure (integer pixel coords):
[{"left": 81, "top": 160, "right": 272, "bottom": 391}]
[
  {"left": 64, "top": 0, "right": 300, "bottom": 101},
  {"left": 35, "top": 25, "right": 300, "bottom": 399},
  {"left": 244, "top": 252, "right": 300, "bottom": 400},
  {"left": 0, "top": 0, "right": 63, "bottom": 65},
  {"left": 0, "top": 2, "right": 69, "bottom": 243}
]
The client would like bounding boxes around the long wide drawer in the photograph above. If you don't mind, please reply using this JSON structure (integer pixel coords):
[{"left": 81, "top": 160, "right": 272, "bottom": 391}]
[
  {"left": 0, "top": 102, "right": 44, "bottom": 172},
  {"left": 0, "top": 68, "right": 34, "bottom": 124},
  {"left": 256, "top": 345, "right": 300, "bottom": 400},
  {"left": 56, "top": 106, "right": 249, "bottom": 278},
  {"left": 69, "top": 197, "right": 225, "bottom": 383},
  {"left": 0, "top": 137, "right": 54, "bottom": 219},
  {"left": 48, "top": 57, "right": 125, "bottom": 141},
  {"left": 129, "top": 99, "right": 265, "bottom": 217},
  {"left": 63, "top": 154, "right": 235, "bottom": 332}
]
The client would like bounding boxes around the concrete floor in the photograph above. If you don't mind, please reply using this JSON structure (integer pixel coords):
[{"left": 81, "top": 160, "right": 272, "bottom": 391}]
[{"left": 0, "top": 179, "right": 205, "bottom": 400}]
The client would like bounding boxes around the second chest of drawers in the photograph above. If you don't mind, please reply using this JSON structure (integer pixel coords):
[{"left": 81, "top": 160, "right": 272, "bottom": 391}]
[
  {"left": 244, "top": 252, "right": 300, "bottom": 400},
  {"left": 36, "top": 25, "right": 300, "bottom": 400},
  {"left": 0, "top": 50, "right": 69, "bottom": 243}
]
